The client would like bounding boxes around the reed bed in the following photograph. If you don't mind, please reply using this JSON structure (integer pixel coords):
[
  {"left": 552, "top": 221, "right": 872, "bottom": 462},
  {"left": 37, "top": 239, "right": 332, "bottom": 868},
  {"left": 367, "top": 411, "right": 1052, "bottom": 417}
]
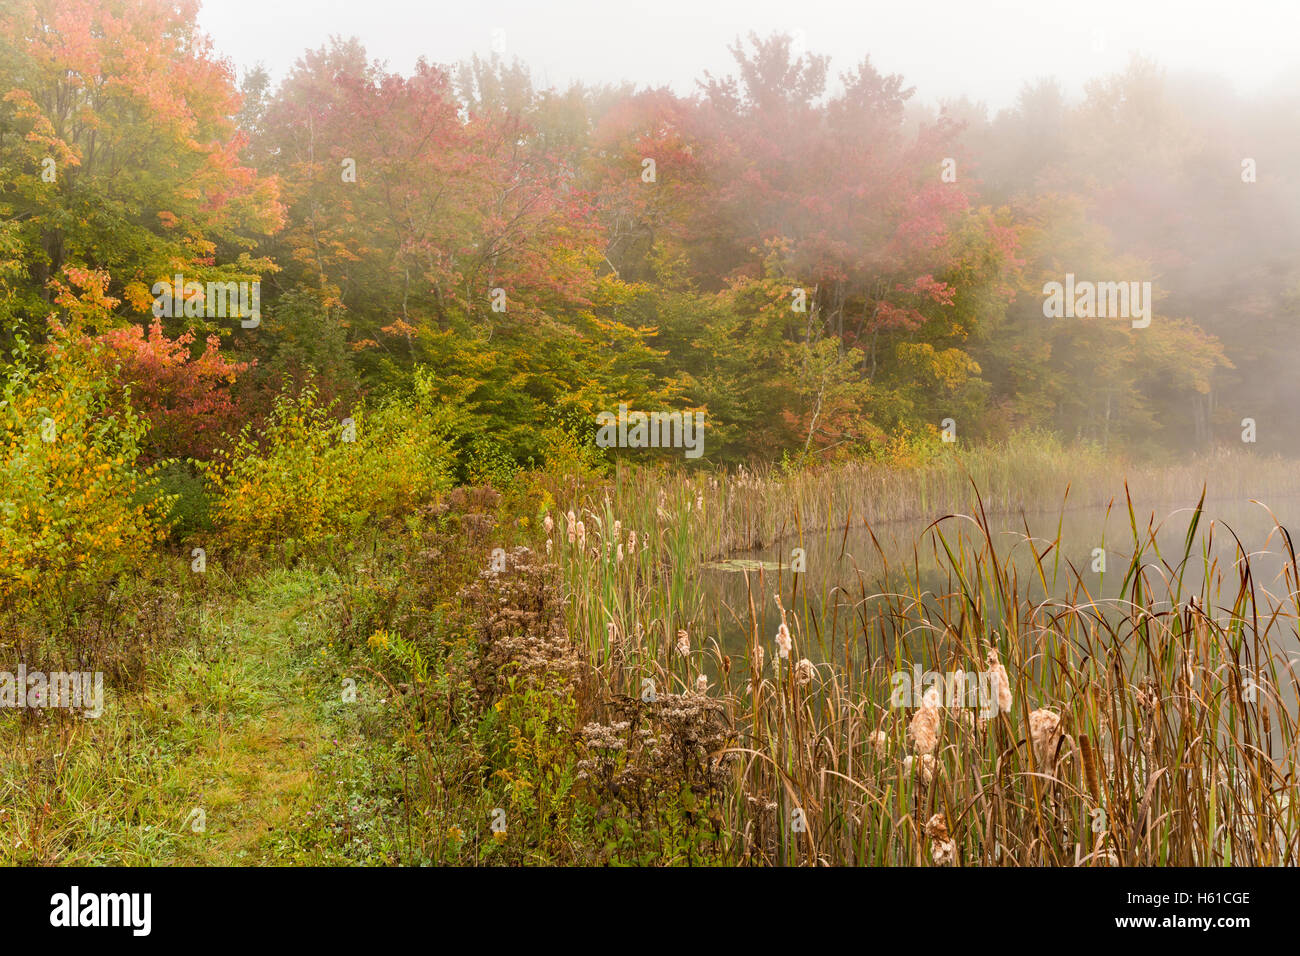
[
  {"left": 599, "top": 440, "right": 1300, "bottom": 565},
  {"left": 553, "top": 457, "right": 1300, "bottom": 865}
]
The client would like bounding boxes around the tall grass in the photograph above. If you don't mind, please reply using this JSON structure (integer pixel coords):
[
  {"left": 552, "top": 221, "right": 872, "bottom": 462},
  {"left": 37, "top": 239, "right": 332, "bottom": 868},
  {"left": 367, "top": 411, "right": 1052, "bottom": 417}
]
[
  {"left": 553, "top": 452, "right": 1300, "bottom": 865},
  {"left": 599, "top": 437, "right": 1300, "bottom": 564}
]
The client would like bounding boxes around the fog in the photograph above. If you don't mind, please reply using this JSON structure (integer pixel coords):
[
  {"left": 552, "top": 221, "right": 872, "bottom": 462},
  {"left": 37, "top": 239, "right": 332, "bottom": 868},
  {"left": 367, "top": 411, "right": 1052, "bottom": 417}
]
[{"left": 198, "top": 0, "right": 1300, "bottom": 111}]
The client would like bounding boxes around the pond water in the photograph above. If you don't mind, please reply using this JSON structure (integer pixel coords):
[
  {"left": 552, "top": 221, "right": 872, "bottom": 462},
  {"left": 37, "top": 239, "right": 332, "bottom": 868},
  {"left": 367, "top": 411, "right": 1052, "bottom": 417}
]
[{"left": 700, "top": 495, "right": 1300, "bottom": 663}]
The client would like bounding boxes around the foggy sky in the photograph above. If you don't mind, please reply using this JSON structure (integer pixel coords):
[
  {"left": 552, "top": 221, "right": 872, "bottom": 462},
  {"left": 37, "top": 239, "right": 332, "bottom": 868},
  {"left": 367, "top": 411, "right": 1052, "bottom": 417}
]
[{"left": 197, "top": 0, "right": 1300, "bottom": 108}]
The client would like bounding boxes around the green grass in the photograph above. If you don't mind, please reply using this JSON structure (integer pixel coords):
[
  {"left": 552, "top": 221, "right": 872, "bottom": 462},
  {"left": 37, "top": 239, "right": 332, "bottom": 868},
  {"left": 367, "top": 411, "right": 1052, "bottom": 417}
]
[{"left": 0, "top": 564, "right": 403, "bottom": 865}]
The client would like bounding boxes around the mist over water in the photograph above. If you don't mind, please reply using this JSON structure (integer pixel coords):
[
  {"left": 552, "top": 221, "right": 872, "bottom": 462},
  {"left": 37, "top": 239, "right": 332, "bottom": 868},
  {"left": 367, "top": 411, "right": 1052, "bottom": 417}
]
[{"left": 706, "top": 492, "right": 1300, "bottom": 658}]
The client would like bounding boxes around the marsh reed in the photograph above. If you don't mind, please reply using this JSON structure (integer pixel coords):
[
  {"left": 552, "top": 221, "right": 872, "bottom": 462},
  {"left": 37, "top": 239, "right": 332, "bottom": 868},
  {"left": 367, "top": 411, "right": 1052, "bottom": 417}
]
[{"left": 552, "top": 451, "right": 1300, "bottom": 865}]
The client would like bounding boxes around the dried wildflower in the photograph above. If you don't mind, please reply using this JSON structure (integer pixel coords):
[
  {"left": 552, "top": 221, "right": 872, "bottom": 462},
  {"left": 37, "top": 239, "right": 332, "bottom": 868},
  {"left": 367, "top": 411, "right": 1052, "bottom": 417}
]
[
  {"left": 986, "top": 647, "right": 1013, "bottom": 714},
  {"left": 795, "top": 658, "right": 815, "bottom": 687},
  {"left": 1028, "top": 708, "right": 1063, "bottom": 770},
  {"left": 908, "top": 696, "right": 941, "bottom": 756},
  {"left": 926, "top": 814, "right": 956, "bottom": 866},
  {"left": 582, "top": 720, "right": 631, "bottom": 750}
]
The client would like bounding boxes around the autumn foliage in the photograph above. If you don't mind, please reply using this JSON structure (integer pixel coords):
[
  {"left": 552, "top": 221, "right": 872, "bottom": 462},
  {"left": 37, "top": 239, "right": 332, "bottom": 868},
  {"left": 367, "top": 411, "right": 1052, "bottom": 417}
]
[{"left": 91, "top": 320, "right": 252, "bottom": 462}]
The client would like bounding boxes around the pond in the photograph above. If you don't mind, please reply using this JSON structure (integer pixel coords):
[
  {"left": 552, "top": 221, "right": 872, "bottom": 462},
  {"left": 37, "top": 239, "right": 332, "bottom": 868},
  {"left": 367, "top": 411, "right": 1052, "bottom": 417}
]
[{"left": 700, "top": 494, "right": 1300, "bottom": 665}]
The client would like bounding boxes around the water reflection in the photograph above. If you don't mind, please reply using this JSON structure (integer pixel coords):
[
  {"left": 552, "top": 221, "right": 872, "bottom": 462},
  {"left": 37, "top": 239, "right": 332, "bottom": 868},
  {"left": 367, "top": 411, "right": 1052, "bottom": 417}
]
[{"left": 702, "top": 496, "right": 1300, "bottom": 664}]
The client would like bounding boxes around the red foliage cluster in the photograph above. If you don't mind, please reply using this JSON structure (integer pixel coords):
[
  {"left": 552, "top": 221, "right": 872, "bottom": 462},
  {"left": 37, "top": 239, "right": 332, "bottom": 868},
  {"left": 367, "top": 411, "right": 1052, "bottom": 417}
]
[{"left": 92, "top": 320, "right": 253, "bottom": 462}]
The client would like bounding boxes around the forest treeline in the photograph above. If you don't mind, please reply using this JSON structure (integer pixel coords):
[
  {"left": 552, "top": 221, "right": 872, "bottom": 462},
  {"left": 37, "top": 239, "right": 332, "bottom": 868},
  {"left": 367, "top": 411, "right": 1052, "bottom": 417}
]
[{"left": 2, "top": 0, "right": 1298, "bottom": 482}]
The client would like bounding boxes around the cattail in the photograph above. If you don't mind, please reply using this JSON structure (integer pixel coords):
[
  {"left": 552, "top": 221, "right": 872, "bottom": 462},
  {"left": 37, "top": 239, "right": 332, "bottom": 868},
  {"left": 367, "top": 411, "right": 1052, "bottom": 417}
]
[
  {"left": 925, "top": 813, "right": 956, "bottom": 866},
  {"left": 1080, "top": 733, "right": 1102, "bottom": 804},
  {"left": 543, "top": 514, "right": 554, "bottom": 535},
  {"left": 908, "top": 696, "right": 941, "bottom": 756},
  {"left": 545, "top": 538, "right": 552, "bottom": 556},
  {"left": 617, "top": 543, "right": 624, "bottom": 563},
  {"left": 613, "top": 519, "right": 621, "bottom": 539},
  {"left": 676, "top": 629, "right": 690, "bottom": 657},
  {"left": 606, "top": 621, "right": 617, "bottom": 643},
  {"left": 753, "top": 645, "right": 765, "bottom": 672},
  {"left": 903, "top": 753, "right": 936, "bottom": 785},
  {"left": 1028, "top": 708, "right": 1062, "bottom": 770},
  {"left": 986, "top": 647, "right": 1012, "bottom": 714},
  {"left": 695, "top": 673, "right": 708, "bottom": 694},
  {"left": 775, "top": 622, "right": 791, "bottom": 659},
  {"left": 576, "top": 520, "right": 586, "bottom": 546},
  {"left": 566, "top": 510, "right": 576, "bottom": 543},
  {"left": 774, "top": 593, "right": 792, "bottom": 659},
  {"left": 870, "top": 730, "right": 888, "bottom": 758},
  {"left": 628, "top": 529, "right": 637, "bottom": 551},
  {"left": 795, "top": 658, "right": 815, "bottom": 687}
]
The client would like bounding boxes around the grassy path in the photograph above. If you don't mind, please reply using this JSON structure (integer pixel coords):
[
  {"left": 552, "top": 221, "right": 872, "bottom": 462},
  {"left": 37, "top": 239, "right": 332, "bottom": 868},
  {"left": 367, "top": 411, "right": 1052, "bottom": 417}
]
[
  {"left": 0, "top": 566, "right": 390, "bottom": 865},
  {"left": 161, "top": 569, "right": 337, "bottom": 864}
]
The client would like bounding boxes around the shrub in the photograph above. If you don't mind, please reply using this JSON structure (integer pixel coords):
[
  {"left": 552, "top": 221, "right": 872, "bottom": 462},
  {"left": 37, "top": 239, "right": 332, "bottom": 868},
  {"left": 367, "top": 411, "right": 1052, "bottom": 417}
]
[
  {"left": 151, "top": 460, "right": 213, "bottom": 538},
  {"left": 203, "top": 383, "right": 455, "bottom": 549},
  {"left": 90, "top": 318, "right": 252, "bottom": 463},
  {"left": 0, "top": 335, "right": 170, "bottom": 613}
]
